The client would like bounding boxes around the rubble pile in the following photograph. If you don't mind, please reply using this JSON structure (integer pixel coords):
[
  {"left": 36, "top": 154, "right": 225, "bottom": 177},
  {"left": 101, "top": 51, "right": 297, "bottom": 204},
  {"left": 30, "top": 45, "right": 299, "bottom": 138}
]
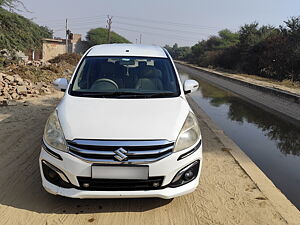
[
  {"left": 0, "top": 53, "right": 78, "bottom": 105},
  {"left": 49, "top": 53, "right": 81, "bottom": 66},
  {"left": 0, "top": 72, "right": 51, "bottom": 101}
]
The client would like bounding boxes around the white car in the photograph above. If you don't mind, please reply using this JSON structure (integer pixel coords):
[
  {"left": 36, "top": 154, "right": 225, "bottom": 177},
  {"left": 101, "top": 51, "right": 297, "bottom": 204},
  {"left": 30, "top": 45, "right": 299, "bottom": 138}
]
[{"left": 40, "top": 44, "right": 203, "bottom": 199}]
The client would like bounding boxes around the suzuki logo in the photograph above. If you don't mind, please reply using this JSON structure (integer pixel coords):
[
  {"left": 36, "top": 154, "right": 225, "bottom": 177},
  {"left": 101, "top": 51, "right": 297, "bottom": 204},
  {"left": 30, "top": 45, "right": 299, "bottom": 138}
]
[{"left": 114, "top": 148, "right": 128, "bottom": 161}]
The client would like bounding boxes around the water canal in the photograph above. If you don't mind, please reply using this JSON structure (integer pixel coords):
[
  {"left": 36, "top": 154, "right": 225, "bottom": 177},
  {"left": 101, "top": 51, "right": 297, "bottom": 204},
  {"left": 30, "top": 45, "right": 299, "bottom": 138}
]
[{"left": 179, "top": 69, "right": 300, "bottom": 209}]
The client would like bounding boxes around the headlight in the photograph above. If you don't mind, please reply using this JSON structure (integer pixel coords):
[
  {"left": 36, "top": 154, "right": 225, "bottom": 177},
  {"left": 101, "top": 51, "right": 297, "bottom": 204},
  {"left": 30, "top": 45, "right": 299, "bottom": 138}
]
[
  {"left": 43, "top": 111, "right": 67, "bottom": 152},
  {"left": 174, "top": 112, "right": 201, "bottom": 152}
]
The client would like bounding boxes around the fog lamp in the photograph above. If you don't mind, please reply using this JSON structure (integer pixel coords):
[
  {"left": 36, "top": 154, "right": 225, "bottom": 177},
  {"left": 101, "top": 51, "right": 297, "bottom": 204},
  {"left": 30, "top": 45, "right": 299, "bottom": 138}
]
[
  {"left": 42, "top": 160, "right": 72, "bottom": 188},
  {"left": 48, "top": 170, "right": 58, "bottom": 180},
  {"left": 184, "top": 170, "right": 194, "bottom": 181},
  {"left": 169, "top": 160, "right": 200, "bottom": 188}
]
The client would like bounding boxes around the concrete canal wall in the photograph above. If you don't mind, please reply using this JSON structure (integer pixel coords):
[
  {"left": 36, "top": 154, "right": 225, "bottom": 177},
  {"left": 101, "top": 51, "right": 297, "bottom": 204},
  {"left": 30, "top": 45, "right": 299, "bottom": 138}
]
[{"left": 176, "top": 62, "right": 300, "bottom": 126}]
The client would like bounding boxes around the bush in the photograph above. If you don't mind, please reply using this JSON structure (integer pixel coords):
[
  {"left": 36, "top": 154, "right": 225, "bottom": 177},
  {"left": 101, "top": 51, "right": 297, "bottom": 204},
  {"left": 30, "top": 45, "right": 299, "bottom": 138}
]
[
  {"left": 0, "top": 8, "right": 52, "bottom": 51},
  {"left": 168, "top": 17, "right": 300, "bottom": 82}
]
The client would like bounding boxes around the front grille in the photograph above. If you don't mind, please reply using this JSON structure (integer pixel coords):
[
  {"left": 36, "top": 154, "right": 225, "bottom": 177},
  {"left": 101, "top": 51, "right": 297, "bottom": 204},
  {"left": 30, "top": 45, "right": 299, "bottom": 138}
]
[
  {"left": 77, "top": 176, "right": 164, "bottom": 191},
  {"left": 67, "top": 140, "right": 174, "bottom": 164}
]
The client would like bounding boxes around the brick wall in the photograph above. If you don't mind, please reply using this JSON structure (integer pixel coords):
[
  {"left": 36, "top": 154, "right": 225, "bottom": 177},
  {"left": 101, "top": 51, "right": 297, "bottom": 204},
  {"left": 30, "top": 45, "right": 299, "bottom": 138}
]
[
  {"left": 42, "top": 34, "right": 89, "bottom": 61},
  {"left": 42, "top": 40, "right": 66, "bottom": 61}
]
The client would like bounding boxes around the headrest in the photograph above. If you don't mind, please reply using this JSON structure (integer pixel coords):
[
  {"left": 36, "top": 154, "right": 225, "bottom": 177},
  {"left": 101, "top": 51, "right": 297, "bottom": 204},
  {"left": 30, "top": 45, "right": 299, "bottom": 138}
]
[
  {"left": 140, "top": 66, "right": 162, "bottom": 79},
  {"left": 101, "top": 62, "right": 115, "bottom": 75}
]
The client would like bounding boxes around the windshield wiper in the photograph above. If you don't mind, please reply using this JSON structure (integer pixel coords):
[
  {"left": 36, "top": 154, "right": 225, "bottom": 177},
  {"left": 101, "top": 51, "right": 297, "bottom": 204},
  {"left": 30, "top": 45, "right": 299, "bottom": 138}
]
[
  {"left": 144, "top": 92, "right": 178, "bottom": 98},
  {"left": 73, "top": 91, "right": 178, "bottom": 98},
  {"left": 74, "top": 91, "right": 148, "bottom": 98},
  {"left": 74, "top": 92, "right": 115, "bottom": 97}
]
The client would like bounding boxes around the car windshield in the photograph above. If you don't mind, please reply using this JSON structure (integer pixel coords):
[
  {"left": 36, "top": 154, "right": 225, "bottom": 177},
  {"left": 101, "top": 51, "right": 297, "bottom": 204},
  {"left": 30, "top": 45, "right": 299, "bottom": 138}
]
[{"left": 70, "top": 56, "right": 181, "bottom": 98}]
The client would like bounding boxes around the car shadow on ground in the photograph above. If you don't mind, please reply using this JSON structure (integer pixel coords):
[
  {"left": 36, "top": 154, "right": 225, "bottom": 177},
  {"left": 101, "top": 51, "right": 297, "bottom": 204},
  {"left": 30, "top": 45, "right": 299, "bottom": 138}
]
[{"left": 0, "top": 97, "right": 172, "bottom": 214}]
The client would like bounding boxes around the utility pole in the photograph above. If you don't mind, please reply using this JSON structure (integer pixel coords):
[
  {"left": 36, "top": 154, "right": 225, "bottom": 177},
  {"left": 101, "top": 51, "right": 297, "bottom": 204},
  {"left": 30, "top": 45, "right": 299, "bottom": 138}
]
[
  {"left": 139, "top": 34, "right": 142, "bottom": 44},
  {"left": 106, "top": 15, "right": 113, "bottom": 44},
  {"left": 65, "top": 18, "right": 68, "bottom": 53}
]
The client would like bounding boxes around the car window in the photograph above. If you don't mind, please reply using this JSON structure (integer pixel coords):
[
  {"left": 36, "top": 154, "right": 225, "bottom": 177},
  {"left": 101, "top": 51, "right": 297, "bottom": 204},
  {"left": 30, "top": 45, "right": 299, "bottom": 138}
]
[{"left": 70, "top": 56, "right": 181, "bottom": 98}]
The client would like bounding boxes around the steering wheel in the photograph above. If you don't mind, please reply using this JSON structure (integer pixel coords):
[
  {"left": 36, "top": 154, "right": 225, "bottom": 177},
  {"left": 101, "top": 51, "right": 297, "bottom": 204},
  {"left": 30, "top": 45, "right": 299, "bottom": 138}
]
[{"left": 91, "top": 78, "right": 119, "bottom": 91}]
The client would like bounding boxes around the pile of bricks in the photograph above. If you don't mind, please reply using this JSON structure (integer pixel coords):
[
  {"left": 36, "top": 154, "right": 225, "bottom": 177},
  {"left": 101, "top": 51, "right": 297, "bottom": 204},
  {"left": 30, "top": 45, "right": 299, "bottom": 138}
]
[{"left": 0, "top": 72, "right": 51, "bottom": 102}]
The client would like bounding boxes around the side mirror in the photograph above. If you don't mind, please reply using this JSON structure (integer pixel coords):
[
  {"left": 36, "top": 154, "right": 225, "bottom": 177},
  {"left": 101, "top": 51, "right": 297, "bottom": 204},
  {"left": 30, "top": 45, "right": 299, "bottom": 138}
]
[
  {"left": 53, "top": 78, "right": 69, "bottom": 92},
  {"left": 184, "top": 80, "right": 199, "bottom": 94}
]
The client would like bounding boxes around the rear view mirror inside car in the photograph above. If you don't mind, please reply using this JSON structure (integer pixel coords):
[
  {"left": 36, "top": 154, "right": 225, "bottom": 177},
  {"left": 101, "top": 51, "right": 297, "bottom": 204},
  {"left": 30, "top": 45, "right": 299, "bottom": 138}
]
[{"left": 119, "top": 58, "right": 135, "bottom": 66}]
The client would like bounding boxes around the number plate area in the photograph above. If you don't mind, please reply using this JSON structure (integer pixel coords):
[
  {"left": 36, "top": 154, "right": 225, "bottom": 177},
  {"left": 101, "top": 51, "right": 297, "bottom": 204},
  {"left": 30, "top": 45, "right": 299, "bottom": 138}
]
[{"left": 91, "top": 165, "right": 149, "bottom": 180}]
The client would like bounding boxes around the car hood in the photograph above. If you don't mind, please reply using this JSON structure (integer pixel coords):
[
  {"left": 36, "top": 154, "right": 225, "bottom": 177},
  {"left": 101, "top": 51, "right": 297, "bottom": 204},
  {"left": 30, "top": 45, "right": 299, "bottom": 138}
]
[{"left": 57, "top": 95, "right": 191, "bottom": 141}]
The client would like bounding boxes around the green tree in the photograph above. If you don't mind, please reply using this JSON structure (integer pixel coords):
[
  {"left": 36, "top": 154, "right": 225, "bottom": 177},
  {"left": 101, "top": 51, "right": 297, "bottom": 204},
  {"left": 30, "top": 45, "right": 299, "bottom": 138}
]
[
  {"left": 218, "top": 29, "right": 239, "bottom": 48},
  {"left": 281, "top": 16, "right": 300, "bottom": 38},
  {"left": 238, "top": 22, "right": 260, "bottom": 47},
  {"left": 239, "top": 23, "right": 277, "bottom": 48},
  {"left": 236, "top": 23, "right": 278, "bottom": 74},
  {"left": 171, "top": 17, "right": 300, "bottom": 82},
  {"left": 279, "top": 17, "right": 300, "bottom": 81},
  {"left": 188, "top": 29, "right": 239, "bottom": 67},
  {"left": 165, "top": 43, "right": 191, "bottom": 60},
  {"left": 86, "top": 28, "right": 130, "bottom": 46},
  {"left": 0, "top": 7, "right": 52, "bottom": 51}
]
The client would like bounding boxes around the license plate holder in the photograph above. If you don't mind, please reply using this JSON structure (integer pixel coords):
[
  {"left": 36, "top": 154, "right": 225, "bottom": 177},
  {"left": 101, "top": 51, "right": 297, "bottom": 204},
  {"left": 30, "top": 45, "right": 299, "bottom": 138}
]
[{"left": 91, "top": 165, "right": 149, "bottom": 180}]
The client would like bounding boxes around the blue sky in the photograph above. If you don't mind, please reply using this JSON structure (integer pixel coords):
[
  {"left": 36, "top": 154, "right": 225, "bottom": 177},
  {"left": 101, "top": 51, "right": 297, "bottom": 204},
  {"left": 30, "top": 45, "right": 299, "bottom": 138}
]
[{"left": 20, "top": 0, "right": 300, "bottom": 46}]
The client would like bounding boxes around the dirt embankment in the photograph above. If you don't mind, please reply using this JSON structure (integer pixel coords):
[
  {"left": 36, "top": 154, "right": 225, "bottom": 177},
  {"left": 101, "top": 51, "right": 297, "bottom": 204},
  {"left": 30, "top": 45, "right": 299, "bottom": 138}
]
[{"left": 0, "top": 92, "right": 298, "bottom": 225}]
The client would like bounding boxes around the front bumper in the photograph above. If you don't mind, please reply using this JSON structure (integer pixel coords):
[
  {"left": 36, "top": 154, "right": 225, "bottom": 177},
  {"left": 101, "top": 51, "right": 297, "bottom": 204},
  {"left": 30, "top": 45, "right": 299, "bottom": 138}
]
[
  {"left": 42, "top": 174, "right": 200, "bottom": 199},
  {"left": 39, "top": 142, "right": 202, "bottom": 199}
]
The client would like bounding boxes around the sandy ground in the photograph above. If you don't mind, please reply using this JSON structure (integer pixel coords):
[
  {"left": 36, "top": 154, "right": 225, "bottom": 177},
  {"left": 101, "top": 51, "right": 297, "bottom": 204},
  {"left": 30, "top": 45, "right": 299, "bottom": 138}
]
[{"left": 0, "top": 92, "right": 297, "bottom": 225}]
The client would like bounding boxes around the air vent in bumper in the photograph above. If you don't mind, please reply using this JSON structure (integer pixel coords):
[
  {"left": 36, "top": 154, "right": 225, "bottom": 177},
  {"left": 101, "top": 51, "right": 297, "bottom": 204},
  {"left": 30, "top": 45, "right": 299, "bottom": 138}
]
[{"left": 77, "top": 176, "right": 164, "bottom": 191}]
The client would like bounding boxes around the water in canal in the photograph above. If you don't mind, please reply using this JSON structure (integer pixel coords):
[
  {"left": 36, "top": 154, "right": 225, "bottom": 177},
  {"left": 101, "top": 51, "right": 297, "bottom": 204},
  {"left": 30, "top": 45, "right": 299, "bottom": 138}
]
[{"left": 179, "top": 71, "right": 300, "bottom": 210}]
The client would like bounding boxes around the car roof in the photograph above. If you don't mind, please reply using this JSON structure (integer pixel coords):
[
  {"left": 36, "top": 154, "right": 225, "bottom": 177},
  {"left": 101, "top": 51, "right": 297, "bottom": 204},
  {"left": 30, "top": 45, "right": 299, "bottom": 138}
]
[{"left": 87, "top": 44, "right": 168, "bottom": 58}]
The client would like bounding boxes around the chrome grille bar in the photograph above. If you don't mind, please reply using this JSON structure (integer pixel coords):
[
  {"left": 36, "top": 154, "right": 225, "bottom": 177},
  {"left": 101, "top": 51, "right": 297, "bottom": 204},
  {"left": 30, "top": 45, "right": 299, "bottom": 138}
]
[
  {"left": 69, "top": 139, "right": 173, "bottom": 147},
  {"left": 69, "top": 151, "right": 173, "bottom": 164},
  {"left": 68, "top": 145, "right": 115, "bottom": 155},
  {"left": 67, "top": 139, "right": 174, "bottom": 164},
  {"left": 68, "top": 145, "right": 173, "bottom": 156}
]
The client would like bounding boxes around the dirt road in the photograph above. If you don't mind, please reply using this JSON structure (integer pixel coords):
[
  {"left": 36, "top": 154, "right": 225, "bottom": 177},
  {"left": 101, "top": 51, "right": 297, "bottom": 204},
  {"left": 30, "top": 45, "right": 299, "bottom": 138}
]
[{"left": 0, "top": 92, "right": 297, "bottom": 225}]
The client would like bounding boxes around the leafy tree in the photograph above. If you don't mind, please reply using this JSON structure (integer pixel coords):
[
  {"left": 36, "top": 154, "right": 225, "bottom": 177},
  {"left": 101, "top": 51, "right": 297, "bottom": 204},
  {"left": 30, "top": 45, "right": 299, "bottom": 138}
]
[
  {"left": 86, "top": 28, "right": 130, "bottom": 46},
  {"left": 253, "top": 34, "right": 286, "bottom": 80},
  {"left": 187, "top": 29, "right": 240, "bottom": 67},
  {"left": 170, "top": 17, "right": 300, "bottom": 82},
  {"left": 238, "top": 22, "right": 260, "bottom": 47},
  {"left": 279, "top": 17, "right": 300, "bottom": 81},
  {"left": 281, "top": 16, "right": 300, "bottom": 38},
  {"left": 165, "top": 43, "right": 191, "bottom": 60},
  {"left": 190, "top": 41, "right": 207, "bottom": 65},
  {"left": 218, "top": 29, "right": 240, "bottom": 48}
]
